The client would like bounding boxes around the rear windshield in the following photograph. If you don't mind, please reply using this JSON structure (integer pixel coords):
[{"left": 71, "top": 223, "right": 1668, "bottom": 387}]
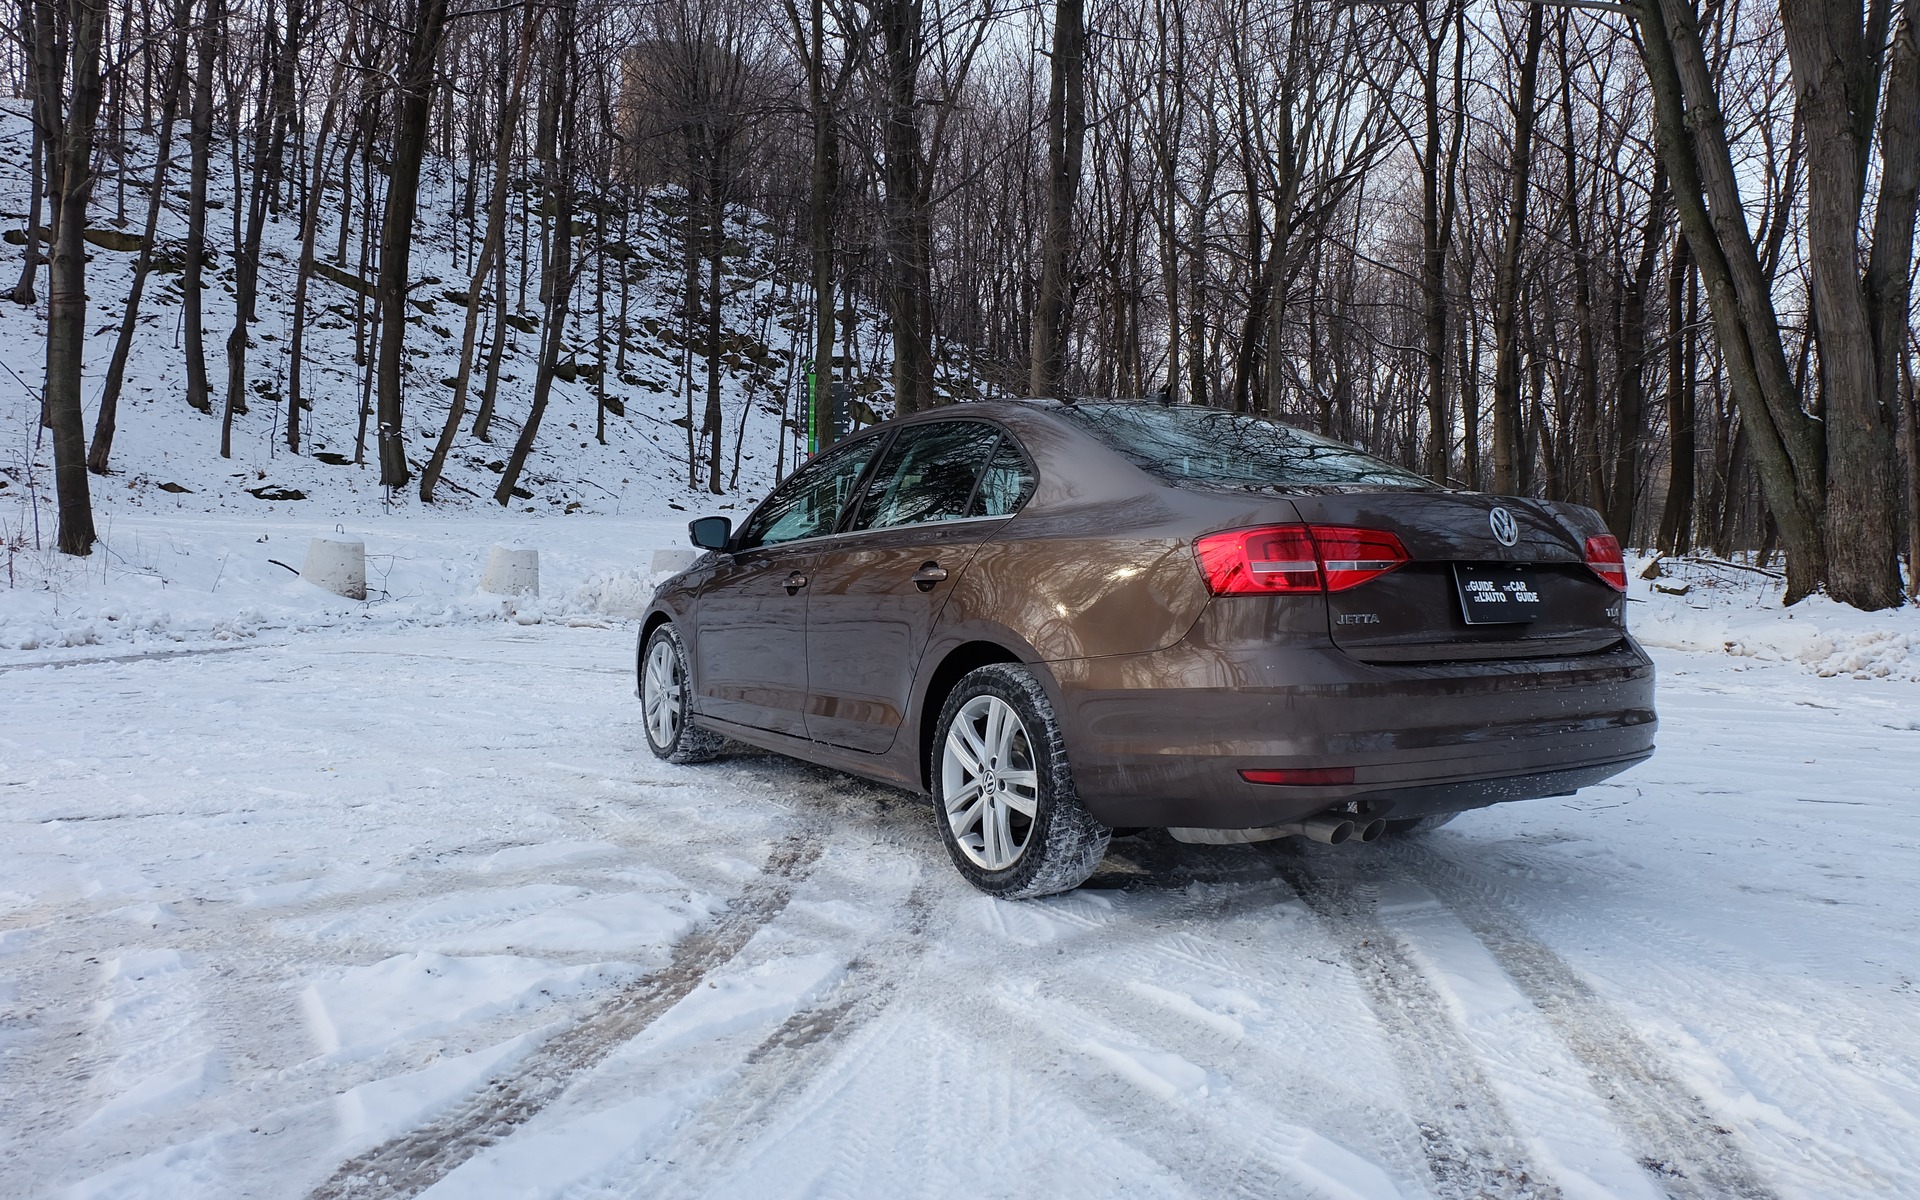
[{"left": 1062, "top": 404, "right": 1437, "bottom": 492}]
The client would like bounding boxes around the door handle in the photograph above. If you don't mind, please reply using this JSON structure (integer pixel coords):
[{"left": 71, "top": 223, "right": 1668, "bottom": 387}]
[
  {"left": 784, "top": 572, "right": 809, "bottom": 595},
  {"left": 911, "top": 562, "right": 949, "bottom": 592}
]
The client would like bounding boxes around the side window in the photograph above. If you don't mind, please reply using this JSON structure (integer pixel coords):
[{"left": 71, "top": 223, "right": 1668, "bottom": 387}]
[
  {"left": 850, "top": 422, "right": 1000, "bottom": 532},
  {"left": 969, "top": 437, "right": 1036, "bottom": 518},
  {"left": 737, "top": 436, "right": 884, "bottom": 549}
]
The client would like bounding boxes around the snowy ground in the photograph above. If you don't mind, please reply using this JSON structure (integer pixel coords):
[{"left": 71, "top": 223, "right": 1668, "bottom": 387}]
[{"left": 3, "top": 512, "right": 1918, "bottom": 1199}]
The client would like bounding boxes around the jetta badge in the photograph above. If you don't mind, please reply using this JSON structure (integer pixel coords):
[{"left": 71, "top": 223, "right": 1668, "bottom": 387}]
[{"left": 1489, "top": 507, "right": 1520, "bottom": 547}]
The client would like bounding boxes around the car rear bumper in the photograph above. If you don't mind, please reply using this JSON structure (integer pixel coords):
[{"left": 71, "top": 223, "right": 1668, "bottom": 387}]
[{"left": 1048, "top": 637, "right": 1656, "bottom": 829}]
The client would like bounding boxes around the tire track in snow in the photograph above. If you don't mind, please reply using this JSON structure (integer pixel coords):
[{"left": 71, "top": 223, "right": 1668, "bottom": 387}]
[
  {"left": 627, "top": 887, "right": 934, "bottom": 1200},
  {"left": 0, "top": 644, "right": 266, "bottom": 673},
  {"left": 1268, "top": 849, "right": 1561, "bottom": 1200},
  {"left": 1381, "top": 843, "right": 1783, "bottom": 1200},
  {"left": 305, "top": 829, "right": 825, "bottom": 1200}
]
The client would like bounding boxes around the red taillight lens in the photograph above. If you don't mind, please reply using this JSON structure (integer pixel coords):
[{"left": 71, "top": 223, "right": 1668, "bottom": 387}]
[
  {"left": 1585, "top": 534, "right": 1628, "bottom": 592},
  {"left": 1240, "top": 767, "right": 1355, "bottom": 786},
  {"left": 1194, "top": 526, "right": 1320, "bottom": 594},
  {"left": 1312, "top": 527, "right": 1410, "bottom": 592},
  {"left": 1193, "top": 524, "right": 1408, "bottom": 596}
]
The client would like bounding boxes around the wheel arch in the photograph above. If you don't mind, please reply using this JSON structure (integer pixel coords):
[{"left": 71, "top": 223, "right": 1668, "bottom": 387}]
[
  {"left": 916, "top": 639, "right": 1031, "bottom": 793},
  {"left": 637, "top": 606, "right": 681, "bottom": 690}
]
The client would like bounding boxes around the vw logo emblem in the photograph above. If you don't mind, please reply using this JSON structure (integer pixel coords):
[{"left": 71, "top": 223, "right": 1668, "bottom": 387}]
[{"left": 1489, "top": 507, "right": 1520, "bottom": 547}]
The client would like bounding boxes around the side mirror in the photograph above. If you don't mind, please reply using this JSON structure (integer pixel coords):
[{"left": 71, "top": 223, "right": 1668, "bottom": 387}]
[{"left": 688, "top": 516, "right": 732, "bottom": 552}]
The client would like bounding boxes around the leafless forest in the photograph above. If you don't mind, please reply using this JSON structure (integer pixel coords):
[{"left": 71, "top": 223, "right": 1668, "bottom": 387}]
[{"left": 6, "top": 0, "right": 1919, "bottom": 608}]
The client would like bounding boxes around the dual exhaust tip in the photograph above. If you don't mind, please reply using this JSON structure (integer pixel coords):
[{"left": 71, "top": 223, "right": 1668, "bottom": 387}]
[{"left": 1290, "top": 813, "right": 1387, "bottom": 846}]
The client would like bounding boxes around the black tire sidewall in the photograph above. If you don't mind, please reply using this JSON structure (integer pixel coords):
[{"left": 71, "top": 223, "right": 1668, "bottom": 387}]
[
  {"left": 930, "top": 663, "right": 1100, "bottom": 897},
  {"left": 641, "top": 623, "right": 694, "bottom": 759}
]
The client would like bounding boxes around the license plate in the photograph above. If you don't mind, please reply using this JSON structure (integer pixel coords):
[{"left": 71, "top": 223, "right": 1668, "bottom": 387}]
[{"left": 1454, "top": 564, "right": 1542, "bottom": 624}]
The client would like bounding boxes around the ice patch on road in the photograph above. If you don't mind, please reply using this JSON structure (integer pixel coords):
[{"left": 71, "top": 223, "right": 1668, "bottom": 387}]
[{"left": 301, "top": 952, "right": 637, "bottom": 1060}]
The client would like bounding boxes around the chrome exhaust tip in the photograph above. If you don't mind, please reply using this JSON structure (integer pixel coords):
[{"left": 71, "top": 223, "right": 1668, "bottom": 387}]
[
  {"left": 1300, "top": 814, "right": 1355, "bottom": 845},
  {"left": 1352, "top": 817, "right": 1389, "bottom": 843}
]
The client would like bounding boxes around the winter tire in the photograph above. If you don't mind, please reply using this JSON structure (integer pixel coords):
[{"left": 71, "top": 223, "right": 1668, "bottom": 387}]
[
  {"left": 931, "top": 663, "right": 1110, "bottom": 899},
  {"left": 640, "top": 622, "right": 725, "bottom": 764}
]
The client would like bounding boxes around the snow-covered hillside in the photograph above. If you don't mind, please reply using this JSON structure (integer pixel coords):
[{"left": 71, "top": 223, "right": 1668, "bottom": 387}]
[{"left": 0, "top": 101, "right": 877, "bottom": 525}]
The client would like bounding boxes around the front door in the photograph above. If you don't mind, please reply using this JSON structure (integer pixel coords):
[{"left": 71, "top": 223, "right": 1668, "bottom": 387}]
[
  {"left": 692, "top": 547, "right": 816, "bottom": 736},
  {"left": 805, "top": 422, "right": 1034, "bottom": 753},
  {"left": 693, "top": 434, "right": 885, "bottom": 737}
]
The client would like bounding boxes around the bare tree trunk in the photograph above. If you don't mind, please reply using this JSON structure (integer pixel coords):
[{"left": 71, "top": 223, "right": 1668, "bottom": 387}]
[
  {"left": 1634, "top": 0, "right": 1826, "bottom": 599},
  {"left": 33, "top": 0, "right": 106, "bottom": 555},
  {"left": 286, "top": 17, "right": 354, "bottom": 454},
  {"left": 793, "top": 0, "right": 842, "bottom": 446},
  {"left": 1905, "top": 346, "right": 1919, "bottom": 598},
  {"left": 223, "top": 0, "right": 301, "bottom": 459},
  {"left": 9, "top": 77, "right": 43, "bottom": 306},
  {"left": 1149, "top": 0, "right": 1185, "bottom": 401},
  {"left": 1418, "top": 1, "right": 1465, "bottom": 482},
  {"left": 181, "top": 0, "right": 220, "bottom": 414},
  {"left": 423, "top": 3, "right": 538, "bottom": 501},
  {"left": 1607, "top": 171, "right": 1671, "bottom": 540},
  {"left": 704, "top": 201, "right": 724, "bottom": 492},
  {"left": 496, "top": 0, "right": 575, "bottom": 506},
  {"left": 1658, "top": 235, "right": 1698, "bottom": 555},
  {"left": 472, "top": 227, "right": 510, "bottom": 440},
  {"left": 89, "top": 0, "right": 193, "bottom": 473},
  {"left": 882, "top": 0, "right": 932, "bottom": 413},
  {"left": 1781, "top": 0, "right": 1908, "bottom": 608},
  {"left": 1028, "top": 0, "right": 1084, "bottom": 398},
  {"left": 1489, "top": 1, "right": 1543, "bottom": 495},
  {"left": 375, "top": 0, "right": 452, "bottom": 489}
]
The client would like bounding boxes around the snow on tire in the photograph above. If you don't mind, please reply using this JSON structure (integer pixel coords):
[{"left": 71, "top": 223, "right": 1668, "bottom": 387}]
[
  {"left": 640, "top": 621, "right": 726, "bottom": 764},
  {"left": 931, "top": 662, "right": 1109, "bottom": 899}
]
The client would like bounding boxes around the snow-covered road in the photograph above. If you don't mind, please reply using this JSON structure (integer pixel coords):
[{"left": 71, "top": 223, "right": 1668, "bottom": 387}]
[{"left": 3, "top": 622, "right": 1917, "bottom": 1199}]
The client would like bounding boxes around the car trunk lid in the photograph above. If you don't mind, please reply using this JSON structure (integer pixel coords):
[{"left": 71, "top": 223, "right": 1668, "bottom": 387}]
[{"left": 1285, "top": 492, "right": 1626, "bottom": 662}]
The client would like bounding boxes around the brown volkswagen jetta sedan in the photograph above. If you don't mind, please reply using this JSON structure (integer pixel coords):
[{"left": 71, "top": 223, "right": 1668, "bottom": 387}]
[{"left": 638, "top": 400, "right": 1655, "bottom": 898}]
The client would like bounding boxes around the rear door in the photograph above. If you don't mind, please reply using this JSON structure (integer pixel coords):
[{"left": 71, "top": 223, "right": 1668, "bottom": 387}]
[
  {"left": 803, "top": 422, "right": 1031, "bottom": 752},
  {"left": 1286, "top": 493, "right": 1626, "bottom": 662}
]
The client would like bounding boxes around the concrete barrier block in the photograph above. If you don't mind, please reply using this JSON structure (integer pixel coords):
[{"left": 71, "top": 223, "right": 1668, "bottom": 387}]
[
  {"left": 650, "top": 548, "right": 703, "bottom": 575},
  {"left": 482, "top": 544, "right": 540, "bottom": 595},
  {"left": 301, "top": 537, "right": 367, "bottom": 600}
]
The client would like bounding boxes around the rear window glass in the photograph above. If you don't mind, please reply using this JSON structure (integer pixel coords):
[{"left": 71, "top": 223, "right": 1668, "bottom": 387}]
[{"left": 1063, "top": 404, "right": 1436, "bottom": 492}]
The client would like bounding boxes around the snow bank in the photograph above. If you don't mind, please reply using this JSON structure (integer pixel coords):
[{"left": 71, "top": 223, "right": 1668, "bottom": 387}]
[
  {"left": 0, "top": 510, "right": 694, "bottom": 661},
  {"left": 1630, "top": 555, "right": 1920, "bottom": 682}
]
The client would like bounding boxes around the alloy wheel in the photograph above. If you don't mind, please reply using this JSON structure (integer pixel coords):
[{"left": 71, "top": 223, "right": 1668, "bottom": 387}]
[
  {"left": 942, "top": 693, "right": 1040, "bottom": 870},
  {"left": 642, "top": 636, "right": 683, "bottom": 749}
]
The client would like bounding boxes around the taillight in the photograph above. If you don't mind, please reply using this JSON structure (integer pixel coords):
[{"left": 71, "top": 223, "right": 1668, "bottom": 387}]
[
  {"left": 1313, "top": 527, "right": 1411, "bottom": 592},
  {"left": 1194, "top": 526, "right": 1320, "bottom": 594},
  {"left": 1193, "top": 525, "right": 1408, "bottom": 595},
  {"left": 1585, "top": 534, "right": 1628, "bottom": 592}
]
